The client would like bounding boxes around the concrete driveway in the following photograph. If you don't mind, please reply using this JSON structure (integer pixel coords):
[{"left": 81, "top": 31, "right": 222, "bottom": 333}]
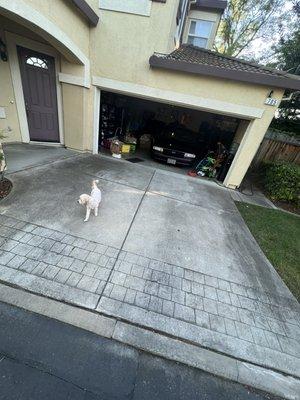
[
  {"left": 1, "top": 150, "right": 292, "bottom": 291},
  {"left": 0, "top": 146, "right": 299, "bottom": 386}
]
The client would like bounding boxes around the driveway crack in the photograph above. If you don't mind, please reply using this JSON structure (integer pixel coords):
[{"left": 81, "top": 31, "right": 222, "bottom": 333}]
[
  {"left": 95, "top": 170, "right": 156, "bottom": 308},
  {"left": 0, "top": 352, "right": 101, "bottom": 398}
]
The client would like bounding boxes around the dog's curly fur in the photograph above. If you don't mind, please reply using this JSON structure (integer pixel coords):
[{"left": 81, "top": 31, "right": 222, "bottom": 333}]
[{"left": 78, "top": 180, "right": 102, "bottom": 222}]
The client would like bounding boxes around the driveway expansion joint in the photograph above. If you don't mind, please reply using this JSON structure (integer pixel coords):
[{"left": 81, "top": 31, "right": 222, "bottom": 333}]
[{"left": 95, "top": 170, "right": 156, "bottom": 309}]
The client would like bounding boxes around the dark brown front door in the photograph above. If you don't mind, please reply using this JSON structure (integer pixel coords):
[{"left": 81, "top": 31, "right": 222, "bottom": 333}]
[{"left": 17, "top": 46, "right": 59, "bottom": 142}]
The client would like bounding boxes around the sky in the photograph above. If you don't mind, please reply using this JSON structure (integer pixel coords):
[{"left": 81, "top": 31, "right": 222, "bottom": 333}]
[{"left": 239, "top": 1, "right": 296, "bottom": 63}]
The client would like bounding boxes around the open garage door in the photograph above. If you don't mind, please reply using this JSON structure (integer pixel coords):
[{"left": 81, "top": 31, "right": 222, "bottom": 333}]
[{"left": 98, "top": 90, "right": 246, "bottom": 182}]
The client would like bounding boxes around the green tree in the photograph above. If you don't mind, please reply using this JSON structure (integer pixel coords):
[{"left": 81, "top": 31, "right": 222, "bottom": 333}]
[
  {"left": 270, "top": 27, "right": 300, "bottom": 135},
  {"left": 215, "top": 0, "right": 282, "bottom": 57},
  {"left": 275, "top": 30, "right": 300, "bottom": 74}
]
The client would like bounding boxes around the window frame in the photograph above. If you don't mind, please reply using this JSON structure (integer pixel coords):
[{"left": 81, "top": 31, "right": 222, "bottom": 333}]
[
  {"left": 187, "top": 18, "right": 214, "bottom": 48},
  {"left": 174, "top": 0, "right": 189, "bottom": 47},
  {"left": 99, "top": 0, "right": 152, "bottom": 17},
  {"left": 26, "top": 56, "right": 48, "bottom": 69}
]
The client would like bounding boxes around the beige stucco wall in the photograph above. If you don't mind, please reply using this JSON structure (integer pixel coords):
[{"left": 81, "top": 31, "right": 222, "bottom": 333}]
[
  {"left": 88, "top": 0, "right": 285, "bottom": 188},
  {"left": 63, "top": 83, "right": 95, "bottom": 152},
  {"left": 93, "top": 67, "right": 283, "bottom": 119},
  {"left": 0, "top": 58, "right": 21, "bottom": 142},
  {"left": 83, "top": 86, "right": 96, "bottom": 151},
  {"left": 234, "top": 120, "right": 250, "bottom": 144},
  {"left": 224, "top": 95, "right": 284, "bottom": 188},
  {"left": 0, "top": 0, "right": 287, "bottom": 188},
  {"left": 89, "top": 2, "right": 281, "bottom": 113},
  {"left": 91, "top": 64, "right": 283, "bottom": 187},
  {"left": 146, "top": 69, "right": 283, "bottom": 112},
  {"left": 18, "top": 0, "right": 91, "bottom": 58},
  {"left": 61, "top": 84, "right": 85, "bottom": 150},
  {"left": 0, "top": 6, "right": 90, "bottom": 149},
  {"left": 90, "top": 0, "right": 180, "bottom": 79}
]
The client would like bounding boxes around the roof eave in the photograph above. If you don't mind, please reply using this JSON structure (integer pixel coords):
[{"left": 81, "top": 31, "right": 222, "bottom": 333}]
[
  {"left": 149, "top": 55, "right": 300, "bottom": 91},
  {"left": 190, "top": 0, "right": 228, "bottom": 14},
  {"left": 71, "top": 0, "right": 99, "bottom": 27}
]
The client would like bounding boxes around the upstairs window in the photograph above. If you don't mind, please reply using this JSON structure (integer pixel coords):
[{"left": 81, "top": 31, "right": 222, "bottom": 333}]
[{"left": 187, "top": 19, "right": 213, "bottom": 48}]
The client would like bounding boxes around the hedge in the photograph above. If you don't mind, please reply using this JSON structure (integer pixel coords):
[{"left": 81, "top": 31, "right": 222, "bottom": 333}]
[{"left": 262, "top": 161, "right": 300, "bottom": 203}]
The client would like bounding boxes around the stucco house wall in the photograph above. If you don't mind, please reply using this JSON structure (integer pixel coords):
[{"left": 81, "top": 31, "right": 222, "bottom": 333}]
[
  {"left": 90, "top": 0, "right": 179, "bottom": 80},
  {"left": 0, "top": 0, "right": 93, "bottom": 150},
  {"left": 0, "top": 0, "right": 294, "bottom": 188},
  {"left": 17, "top": 0, "right": 91, "bottom": 58},
  {"left": 91, "top": 69, "right": 284, "bottom": 187}
]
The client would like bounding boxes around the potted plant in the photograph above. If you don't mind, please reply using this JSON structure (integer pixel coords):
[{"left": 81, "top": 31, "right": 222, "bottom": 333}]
[{"left": 0, "top": 128, "right": 12, "bottom": 199}]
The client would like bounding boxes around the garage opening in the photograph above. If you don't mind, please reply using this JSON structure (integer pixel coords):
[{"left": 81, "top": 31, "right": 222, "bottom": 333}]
[{"left": 98, "top": 90, "right": 246, "bottom": 182}]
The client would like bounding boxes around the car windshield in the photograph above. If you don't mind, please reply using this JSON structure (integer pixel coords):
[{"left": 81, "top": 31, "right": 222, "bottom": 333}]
[{"left": 161, "top": 127, "right": 200, "bottom": 145}]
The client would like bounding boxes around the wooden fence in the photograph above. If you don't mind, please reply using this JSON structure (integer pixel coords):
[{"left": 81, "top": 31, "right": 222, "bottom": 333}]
[{"left": 252, "top": 138, "right": 300, "bottom": 168}]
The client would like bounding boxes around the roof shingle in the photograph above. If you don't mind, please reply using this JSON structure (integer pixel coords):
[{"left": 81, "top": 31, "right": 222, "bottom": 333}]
[{"left": 150, "top": 45, "right": 300, "bottom": 91}]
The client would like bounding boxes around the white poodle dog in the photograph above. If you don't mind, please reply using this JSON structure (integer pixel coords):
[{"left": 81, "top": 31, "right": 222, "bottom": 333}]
[{"left": 78, "top": 180, "right": 102, "bottom": 222}]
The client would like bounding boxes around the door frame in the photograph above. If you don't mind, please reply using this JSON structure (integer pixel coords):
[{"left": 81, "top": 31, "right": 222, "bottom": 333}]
[{"left": 5, "top": 31, "right": 64, "bottom": 145}]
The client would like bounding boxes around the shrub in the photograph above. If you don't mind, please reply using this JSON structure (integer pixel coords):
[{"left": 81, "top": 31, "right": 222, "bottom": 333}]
[{"left": 263, "top": 161, "right": 300, "bottom": 202}]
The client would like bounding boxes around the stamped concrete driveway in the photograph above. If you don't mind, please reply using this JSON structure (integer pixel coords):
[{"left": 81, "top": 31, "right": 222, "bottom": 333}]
[
  {"left": 1, "top": 151, "right": 293, "bottom": 293},
  {"left": 0, "top": 149, "right": 299, "bottom": 386}
]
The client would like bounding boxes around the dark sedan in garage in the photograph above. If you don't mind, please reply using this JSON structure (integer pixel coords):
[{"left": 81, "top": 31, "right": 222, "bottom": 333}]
[{"left": 151, "top": 123, "right": 205, "bottom": 166}]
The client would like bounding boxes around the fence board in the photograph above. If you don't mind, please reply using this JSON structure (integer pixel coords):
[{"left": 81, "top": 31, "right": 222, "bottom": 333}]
[{"left": 252, "top": 139, "right": 300, "bottom": 168}]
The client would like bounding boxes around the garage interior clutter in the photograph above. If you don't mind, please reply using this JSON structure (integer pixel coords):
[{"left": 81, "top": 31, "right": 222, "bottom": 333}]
[{"left": 99, "top": 91, "right": 244, "bottom": 182}]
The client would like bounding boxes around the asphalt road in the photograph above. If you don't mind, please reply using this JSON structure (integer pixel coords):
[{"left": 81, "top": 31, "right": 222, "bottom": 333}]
[{"left": 0, "top": 300, "right": 280, "bottom": 400}]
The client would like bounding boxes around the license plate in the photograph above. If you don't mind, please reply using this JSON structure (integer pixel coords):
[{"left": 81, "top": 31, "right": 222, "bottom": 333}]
[{"left": 167, "top": 158, "right": 176, "bottom": 165}]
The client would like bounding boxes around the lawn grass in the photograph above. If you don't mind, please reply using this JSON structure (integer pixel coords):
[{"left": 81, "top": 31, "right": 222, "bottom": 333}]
[{"left": 236, "top": 202, "right": 300, "bottom": 301}]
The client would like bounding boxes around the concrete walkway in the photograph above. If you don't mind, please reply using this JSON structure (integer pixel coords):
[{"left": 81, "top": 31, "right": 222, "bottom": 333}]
[
  {"left": 0, "top": 149, "right": 299, "bottom": 397},
  {"left": 229, "top": 178, "right": 276, "bottom": 209},
  {"left": 3, "top": 142, "right": 77, "bottom": 174}
]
